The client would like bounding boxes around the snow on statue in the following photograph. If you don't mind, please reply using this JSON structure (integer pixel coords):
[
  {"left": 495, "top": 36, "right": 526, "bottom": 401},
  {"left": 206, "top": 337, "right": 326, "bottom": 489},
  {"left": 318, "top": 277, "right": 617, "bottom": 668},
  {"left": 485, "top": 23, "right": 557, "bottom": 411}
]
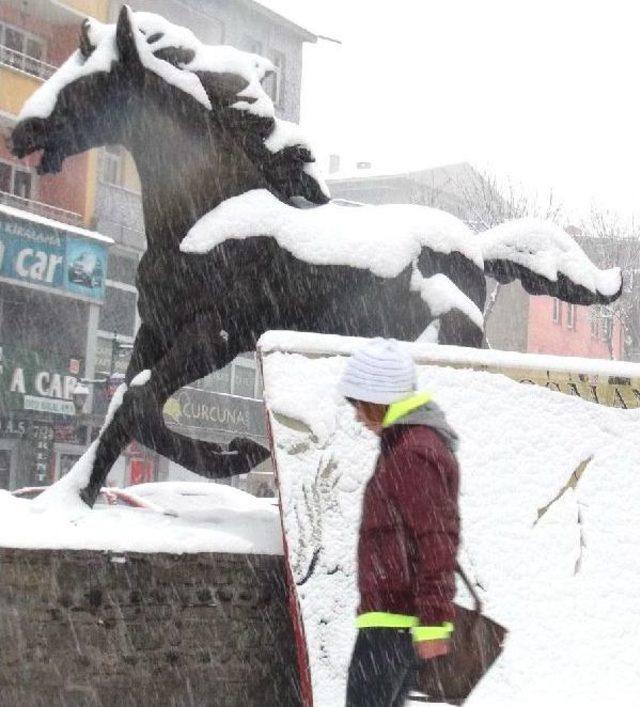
[{"left": 10, "top": 6, "right": 622, "bottom": 508}]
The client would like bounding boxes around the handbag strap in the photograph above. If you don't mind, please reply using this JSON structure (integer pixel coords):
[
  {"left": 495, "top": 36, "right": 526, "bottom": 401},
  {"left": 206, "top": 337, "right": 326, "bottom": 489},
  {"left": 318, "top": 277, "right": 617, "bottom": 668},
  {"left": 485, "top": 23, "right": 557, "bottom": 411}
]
[{"left": 455, "top": 561, "right": 482, "bottom": 614}]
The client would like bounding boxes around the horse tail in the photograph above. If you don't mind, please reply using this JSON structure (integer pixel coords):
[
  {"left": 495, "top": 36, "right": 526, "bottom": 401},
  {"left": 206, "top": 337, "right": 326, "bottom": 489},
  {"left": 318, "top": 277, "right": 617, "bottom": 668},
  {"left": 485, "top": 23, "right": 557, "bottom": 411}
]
[{"left": 478, "top": 219, "right": 622, "bottom": 305}]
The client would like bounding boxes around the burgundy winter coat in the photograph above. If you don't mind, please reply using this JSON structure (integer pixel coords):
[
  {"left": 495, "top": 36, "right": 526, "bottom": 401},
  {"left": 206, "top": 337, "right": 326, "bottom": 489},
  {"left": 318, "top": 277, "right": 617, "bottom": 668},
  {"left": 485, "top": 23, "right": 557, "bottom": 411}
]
[{"left": 357, "top": 402, "right": 460, "bottom": 627}]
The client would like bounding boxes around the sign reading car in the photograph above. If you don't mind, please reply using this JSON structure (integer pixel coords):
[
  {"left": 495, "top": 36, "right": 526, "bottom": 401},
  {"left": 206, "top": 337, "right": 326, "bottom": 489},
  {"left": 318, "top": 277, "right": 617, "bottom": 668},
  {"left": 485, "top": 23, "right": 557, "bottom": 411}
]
[{"left": 0, "top": 211, "right": 108, "bottom": 301}]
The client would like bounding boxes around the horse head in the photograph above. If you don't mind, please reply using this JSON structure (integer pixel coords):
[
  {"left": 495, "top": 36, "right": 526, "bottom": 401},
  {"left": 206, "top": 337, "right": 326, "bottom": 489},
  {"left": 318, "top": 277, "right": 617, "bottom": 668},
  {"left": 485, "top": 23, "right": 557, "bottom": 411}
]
[{"left": 11, "top": 6, "right": 328, "bottom": 207}]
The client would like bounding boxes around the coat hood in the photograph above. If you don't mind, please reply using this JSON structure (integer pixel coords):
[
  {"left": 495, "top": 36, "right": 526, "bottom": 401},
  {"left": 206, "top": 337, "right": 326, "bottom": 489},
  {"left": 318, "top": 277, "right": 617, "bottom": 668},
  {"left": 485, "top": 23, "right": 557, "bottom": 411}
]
[{"left": 384, "top": 396, "right": 459, "bottom": 453}]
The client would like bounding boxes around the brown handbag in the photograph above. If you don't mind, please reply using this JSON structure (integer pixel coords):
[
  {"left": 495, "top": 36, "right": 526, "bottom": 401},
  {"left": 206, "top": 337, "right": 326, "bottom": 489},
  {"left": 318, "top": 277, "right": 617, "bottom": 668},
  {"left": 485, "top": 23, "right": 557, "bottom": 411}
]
[{"left": 414, "top": 563, "right": 508, "bottom": 705}]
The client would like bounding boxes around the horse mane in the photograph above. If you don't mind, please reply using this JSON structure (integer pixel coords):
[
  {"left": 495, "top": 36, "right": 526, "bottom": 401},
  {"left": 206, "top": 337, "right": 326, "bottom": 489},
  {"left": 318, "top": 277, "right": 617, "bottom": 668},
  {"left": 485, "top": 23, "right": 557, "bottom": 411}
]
[
  {"left": 138, "top": 20, "right": 330, "bottom": 206},
  {"left": 68, "top": 10, "right": 329, "bottom": 207},
  {"left": 214, "top": 97, "right": 330, "bottom": 207}
]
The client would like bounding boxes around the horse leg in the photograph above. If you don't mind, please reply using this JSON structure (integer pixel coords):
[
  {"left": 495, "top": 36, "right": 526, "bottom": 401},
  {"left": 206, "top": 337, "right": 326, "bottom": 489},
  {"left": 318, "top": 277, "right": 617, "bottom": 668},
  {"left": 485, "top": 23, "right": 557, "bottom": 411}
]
[
  {"left": 80, "top": 316, "right": 262, "bottom": 506},
  {"left": 437, "top": 309, "right": 484, "bottom": 348},
  {"left": 75, "top": 324, "right": 169, "bottom": 508},
  {"left": 117, "top": 321, "right": 258, "bottom": 478},
  {"left": 125, "top": 318, "right": 269, "bottom": 480}
]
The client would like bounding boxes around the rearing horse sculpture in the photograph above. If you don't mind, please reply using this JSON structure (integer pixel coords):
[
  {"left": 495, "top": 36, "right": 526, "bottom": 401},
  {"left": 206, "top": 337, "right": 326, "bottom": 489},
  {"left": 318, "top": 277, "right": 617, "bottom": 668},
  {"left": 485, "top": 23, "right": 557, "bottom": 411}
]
[{"left": 10, "top": 7, "right": 622, "bottom": 507}]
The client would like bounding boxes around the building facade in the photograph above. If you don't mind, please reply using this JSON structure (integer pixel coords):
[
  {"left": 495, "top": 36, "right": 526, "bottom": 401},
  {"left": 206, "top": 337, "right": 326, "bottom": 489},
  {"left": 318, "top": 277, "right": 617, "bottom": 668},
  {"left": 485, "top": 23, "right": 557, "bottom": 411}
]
[
  {"left": 0, "top": 0, "right": 114, "bottom": 490},
  {"left": 327, "top": 161, "right": 493, "bottom": 226},
  {"left": 527, "top": 297, "right": 624, "bottom": 360},
  {"left": 0, "top": 0, "right": 315, "bottom": 493},
  {"left": 486, "top": 237, "right": 634, "bottom": 361}
]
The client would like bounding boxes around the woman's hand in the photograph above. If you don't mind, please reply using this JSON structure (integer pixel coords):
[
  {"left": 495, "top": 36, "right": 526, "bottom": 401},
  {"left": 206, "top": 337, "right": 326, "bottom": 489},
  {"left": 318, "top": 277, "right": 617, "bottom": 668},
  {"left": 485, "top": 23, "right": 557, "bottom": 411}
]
[{"left": 415, "top": 639, "right": 450, "bottom": 661}]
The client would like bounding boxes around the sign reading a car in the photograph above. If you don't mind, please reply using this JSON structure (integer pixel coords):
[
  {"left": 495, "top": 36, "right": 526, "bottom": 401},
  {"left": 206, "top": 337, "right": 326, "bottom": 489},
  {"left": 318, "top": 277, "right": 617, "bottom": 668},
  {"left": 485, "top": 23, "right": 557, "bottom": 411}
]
[{"left": 0, "top": 212, "right": 108, "bottom": 302}]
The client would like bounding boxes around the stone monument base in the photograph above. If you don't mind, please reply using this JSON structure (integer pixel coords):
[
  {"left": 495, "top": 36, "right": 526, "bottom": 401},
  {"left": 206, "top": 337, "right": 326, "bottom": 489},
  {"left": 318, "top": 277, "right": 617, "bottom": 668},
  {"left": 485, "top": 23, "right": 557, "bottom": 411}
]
[{"left": 0, "top": 548, "right": 300, "bottom": 706}]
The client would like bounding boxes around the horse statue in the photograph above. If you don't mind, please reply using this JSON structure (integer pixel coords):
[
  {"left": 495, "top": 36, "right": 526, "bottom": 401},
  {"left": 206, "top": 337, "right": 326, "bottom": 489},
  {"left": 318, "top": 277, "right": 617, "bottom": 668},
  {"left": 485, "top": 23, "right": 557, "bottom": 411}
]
[{"left": 10, "top": 7, "right": 622, "bottom": 508}]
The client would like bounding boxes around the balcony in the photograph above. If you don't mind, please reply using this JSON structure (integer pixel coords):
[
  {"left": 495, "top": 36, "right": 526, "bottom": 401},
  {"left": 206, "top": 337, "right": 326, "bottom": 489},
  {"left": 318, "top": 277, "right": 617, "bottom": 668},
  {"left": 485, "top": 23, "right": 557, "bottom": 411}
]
[
  {"left": 95, "top": 181, "right": 145, "bottom": 250},
  {"left": 0, "top": 190, "right": 83, "bottom": 227},
  {"left": 0, "top": 45, "right": 57, "bottom": 81}
]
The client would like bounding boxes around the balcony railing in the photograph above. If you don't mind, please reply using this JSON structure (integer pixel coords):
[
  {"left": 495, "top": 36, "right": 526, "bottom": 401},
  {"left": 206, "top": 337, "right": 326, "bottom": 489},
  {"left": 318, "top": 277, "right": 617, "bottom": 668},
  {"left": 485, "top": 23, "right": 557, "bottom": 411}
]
[
  {"left": 0, "top": 190, "right": 84, "bottom": 228},
  {"left": 0, "top": 45, "right": 57, "bottom": 81}
]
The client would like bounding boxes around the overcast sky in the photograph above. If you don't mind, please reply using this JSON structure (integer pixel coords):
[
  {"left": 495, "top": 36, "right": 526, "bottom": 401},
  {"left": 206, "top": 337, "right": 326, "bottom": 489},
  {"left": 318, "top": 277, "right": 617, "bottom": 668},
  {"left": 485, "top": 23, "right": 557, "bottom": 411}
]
[{"left": 258, "top": 0, "right": 640, "bottom": 220}]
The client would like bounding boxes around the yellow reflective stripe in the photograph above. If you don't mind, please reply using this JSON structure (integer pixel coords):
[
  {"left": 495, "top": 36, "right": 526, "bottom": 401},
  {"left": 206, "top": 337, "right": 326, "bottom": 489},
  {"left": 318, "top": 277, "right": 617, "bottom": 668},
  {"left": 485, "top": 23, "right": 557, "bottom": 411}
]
[
  {"left": 411, "top": 622, "right": 454, "bottom": 642},
  {"left": 356, "top": 612, "right": 420, "bottom": 629},
  {"left": 382, "top": 391, "right": 432, "bottom": 428}
]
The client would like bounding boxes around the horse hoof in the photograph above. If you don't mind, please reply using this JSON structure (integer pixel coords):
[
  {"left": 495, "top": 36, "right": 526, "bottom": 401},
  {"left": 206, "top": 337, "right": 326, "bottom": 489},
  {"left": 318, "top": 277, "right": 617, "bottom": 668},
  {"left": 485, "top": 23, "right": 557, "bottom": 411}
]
[
  {"left": 79, "top": 487, "right": 96, "bottom": 509},
  {"left": 228, "top": 438, "right": 271, "bottom": 471}
]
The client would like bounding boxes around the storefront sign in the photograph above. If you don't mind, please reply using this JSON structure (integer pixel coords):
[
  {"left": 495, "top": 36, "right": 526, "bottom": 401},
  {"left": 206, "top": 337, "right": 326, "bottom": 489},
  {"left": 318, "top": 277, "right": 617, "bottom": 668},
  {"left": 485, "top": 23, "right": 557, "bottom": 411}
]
[
  {"left": 163, "top": 388, "right": 266, "bottom": 439},
  {"left": 444, "top": 363, "right": 640, "bottom": 409},
  {"left": 23, "top": 395, "right": 75, "bottom": 416},
  {"left": 0, "top": 211, "right": 108, "bottom": 302},
  {"left": 0, "top": 347, "right": 83, "bottom": 416}
]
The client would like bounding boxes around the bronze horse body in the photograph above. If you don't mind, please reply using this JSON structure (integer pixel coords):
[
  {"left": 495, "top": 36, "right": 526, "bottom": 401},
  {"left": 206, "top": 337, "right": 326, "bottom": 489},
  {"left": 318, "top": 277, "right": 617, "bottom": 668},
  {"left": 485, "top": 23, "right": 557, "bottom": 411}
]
[{"left": 10, "top": 8, "right": 621, "bottom": 507}]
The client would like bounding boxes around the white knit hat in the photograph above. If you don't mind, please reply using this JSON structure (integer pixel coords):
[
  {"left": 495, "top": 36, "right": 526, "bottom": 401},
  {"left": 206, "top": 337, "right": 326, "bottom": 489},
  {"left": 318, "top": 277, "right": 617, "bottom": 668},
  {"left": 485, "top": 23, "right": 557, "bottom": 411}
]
[{"left": 339, "top": 338, "right": 417, "bottom": 405}]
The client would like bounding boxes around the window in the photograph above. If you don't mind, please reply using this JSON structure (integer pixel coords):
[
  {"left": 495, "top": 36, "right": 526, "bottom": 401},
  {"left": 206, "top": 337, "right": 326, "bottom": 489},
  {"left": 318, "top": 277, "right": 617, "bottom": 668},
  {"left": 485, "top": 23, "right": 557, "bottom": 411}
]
[
  {"left": 0, "top": 283, "right": 86, "bottom": 359},
  {"left": 107, "top": 252, "right": 138, "bottom": 286},
  {"left": 567, "top": 304, "right": 576, "bottom": 330},
  {"left": 590, "top": 311, "right": 599, "bottom": 339},
  {"left": 264, "top": 50, "right": 285, "bottom": 108},
  {"left": 101, "top": 145, "right": 124, "bottom": 186},
  {"left": 203, "top": 366, "right": 232, "bottom": 394},
  {"left": 0, "top": 160, "right": 34, "bottom": 200},
  {"left": 233, "top": 363, "right": 256, "bottom": 398},
  {"left": 552, "top": 299, "right": 562, "bottom": 324},
  {"left": 0, "top": 162, "right": 10, "bottom": 193},
  {"left": 0, "top": 22, "right": 47, "bottom": 77},
  {"left": 601, "top": 315, "right": 613, "bottom": 342},
  {"left": 99, "top": 286, "right": 137, "bottom": 337}
]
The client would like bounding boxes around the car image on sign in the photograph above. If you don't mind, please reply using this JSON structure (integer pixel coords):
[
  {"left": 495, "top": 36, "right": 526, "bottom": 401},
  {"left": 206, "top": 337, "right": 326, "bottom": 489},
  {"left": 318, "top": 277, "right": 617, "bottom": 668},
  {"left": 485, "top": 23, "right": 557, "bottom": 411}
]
[{"left": 67, "top": 252, "right": 104, "bottom": 288}]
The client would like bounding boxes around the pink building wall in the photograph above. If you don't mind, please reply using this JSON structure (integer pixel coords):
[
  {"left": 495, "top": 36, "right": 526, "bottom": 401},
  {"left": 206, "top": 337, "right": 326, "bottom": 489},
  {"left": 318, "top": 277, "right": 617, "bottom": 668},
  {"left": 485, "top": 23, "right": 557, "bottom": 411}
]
[{"left": 527, "top": 296, "right": 624, "bottom": 360}]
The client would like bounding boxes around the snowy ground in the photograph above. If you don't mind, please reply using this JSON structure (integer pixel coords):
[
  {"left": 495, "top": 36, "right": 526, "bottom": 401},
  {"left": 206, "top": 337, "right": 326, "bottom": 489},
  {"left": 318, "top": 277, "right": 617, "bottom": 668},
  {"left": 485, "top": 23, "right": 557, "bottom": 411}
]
[
  {"left": 260, "top": 332, "right": 640, "bottom": 706},
  {"left": 0, "top": 481, "right": 281, "bottom": 555}
]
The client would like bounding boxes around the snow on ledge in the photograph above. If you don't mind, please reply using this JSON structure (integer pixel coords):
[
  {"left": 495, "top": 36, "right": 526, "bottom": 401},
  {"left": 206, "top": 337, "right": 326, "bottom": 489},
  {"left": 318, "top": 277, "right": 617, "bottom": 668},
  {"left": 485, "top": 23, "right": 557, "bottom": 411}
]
[
  {"left": 0, "top": 203, "right": 113, "bottom": 244},
  {"left": 261, "top": 337, "right": 640, "bottom": 704},
  {"left": 0, "top": 481, "right": 282, "bottom": 555},
  {"left": 258, "top": 330, "right": 640, "bottom": 380}
]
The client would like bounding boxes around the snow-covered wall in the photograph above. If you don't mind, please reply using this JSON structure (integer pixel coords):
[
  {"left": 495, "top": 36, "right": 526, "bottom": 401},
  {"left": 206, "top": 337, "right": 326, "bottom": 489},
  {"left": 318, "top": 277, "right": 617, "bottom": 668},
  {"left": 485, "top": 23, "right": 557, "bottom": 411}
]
[{"left": 259, "top": 332, "right": 640, "bottom": 706}]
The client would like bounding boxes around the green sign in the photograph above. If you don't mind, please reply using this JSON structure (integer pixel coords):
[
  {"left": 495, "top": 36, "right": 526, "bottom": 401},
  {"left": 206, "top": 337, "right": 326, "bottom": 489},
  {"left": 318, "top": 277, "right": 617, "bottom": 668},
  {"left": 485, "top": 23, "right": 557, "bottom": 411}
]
[
  {"left": 0, "top": 211, "right": 109, "bottom": 302},
  {"left": 0, "top": 346, "right": 83, "bottom": 416}
]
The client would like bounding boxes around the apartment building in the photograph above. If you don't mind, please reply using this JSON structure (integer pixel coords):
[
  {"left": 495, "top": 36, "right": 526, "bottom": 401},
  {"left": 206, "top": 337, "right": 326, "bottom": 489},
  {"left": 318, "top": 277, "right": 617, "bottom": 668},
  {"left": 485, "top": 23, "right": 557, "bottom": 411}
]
[{"left": 0, "top": 0, "right": 115, "bottom": 490}]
